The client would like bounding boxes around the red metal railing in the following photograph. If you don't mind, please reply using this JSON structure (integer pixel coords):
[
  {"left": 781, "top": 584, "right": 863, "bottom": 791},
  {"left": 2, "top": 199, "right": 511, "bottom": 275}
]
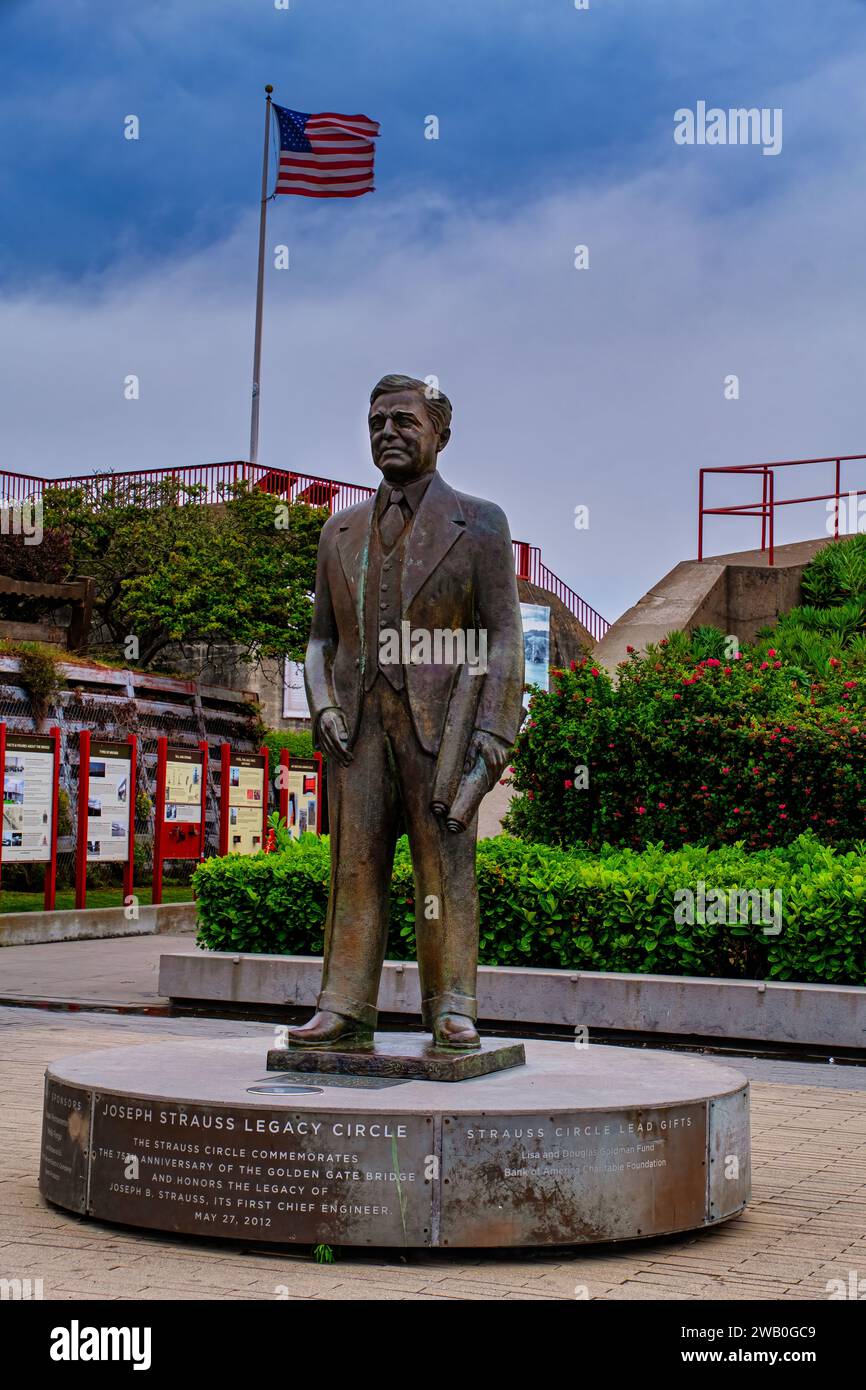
[
  {"left": 698, "top": 454, "right": 866, "bottom": 566},
  {"left": 0, "top": 462, "right": 377, "bottom": 515},
  {"left": 512, "top": 540, "right": 609, "bottom": 642},
  {"left": 0, "top": 463, "right": 609, "bottom": 637}
]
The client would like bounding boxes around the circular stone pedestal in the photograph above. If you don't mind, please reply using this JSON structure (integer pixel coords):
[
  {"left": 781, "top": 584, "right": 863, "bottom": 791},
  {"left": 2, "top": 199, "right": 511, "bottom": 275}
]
[{"left": 40, "top": 1036, "right": 750, "bottom": 1248}]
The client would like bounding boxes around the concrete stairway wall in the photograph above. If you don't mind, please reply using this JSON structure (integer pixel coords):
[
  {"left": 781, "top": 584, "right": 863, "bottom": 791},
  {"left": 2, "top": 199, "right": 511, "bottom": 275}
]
[{"left": 596, "top": 537, "right": 832, "bottom": 670}]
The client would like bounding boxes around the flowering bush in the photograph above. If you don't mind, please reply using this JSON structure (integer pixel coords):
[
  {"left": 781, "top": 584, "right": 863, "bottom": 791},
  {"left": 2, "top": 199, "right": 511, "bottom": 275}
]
[{"left": 504, "top": 632, "right": 866, "bottom": 850}]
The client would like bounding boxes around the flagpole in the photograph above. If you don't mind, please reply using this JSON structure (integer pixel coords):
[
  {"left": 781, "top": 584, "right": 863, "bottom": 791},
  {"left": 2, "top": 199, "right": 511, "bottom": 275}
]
[{"left": 249, "top": 84, "right": 274, "bottom": 467}]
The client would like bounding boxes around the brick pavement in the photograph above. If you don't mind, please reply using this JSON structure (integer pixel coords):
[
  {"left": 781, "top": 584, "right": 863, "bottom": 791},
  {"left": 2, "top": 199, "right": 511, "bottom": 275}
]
[{"left": 1, "top": 1007, "right": 865, "bottom": 1301}]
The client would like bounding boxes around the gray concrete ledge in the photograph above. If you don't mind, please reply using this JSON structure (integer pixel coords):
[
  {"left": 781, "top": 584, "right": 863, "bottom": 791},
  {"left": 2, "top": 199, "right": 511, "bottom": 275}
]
[
  {"left": 158, "top": 951, "right": 866, "bottom": 1050},
  {"left": 1, "top": 902, "right": 196, "bottom": 948}
]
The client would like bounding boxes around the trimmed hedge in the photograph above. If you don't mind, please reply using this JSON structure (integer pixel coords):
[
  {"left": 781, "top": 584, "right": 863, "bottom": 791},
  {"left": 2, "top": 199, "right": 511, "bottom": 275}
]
[{"left": 193, "top": 833, "right": 866, "bottom": 985}]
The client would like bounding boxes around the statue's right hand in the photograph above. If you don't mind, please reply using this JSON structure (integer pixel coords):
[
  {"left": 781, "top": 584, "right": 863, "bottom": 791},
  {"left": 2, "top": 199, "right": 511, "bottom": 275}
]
[{"left": 318, "top": 709, "right": 353, "bottom": 767}]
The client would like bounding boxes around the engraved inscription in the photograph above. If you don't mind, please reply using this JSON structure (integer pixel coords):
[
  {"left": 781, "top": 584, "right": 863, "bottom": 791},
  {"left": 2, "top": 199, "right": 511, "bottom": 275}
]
[
  {"left": 440, "top": 1105, "right": 709, "bottom": 1247},
  {"left": 39, "top": 1079, "right": 91, "bottom": 1214},
  {"left": 89, "top": 1099, "right": 432, "bottom": 1246}
]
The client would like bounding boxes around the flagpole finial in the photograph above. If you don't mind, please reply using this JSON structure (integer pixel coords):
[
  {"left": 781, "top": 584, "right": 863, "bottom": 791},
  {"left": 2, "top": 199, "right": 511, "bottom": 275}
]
[{"left": 265, "top": 85, "right": 274, "bottom": 95}]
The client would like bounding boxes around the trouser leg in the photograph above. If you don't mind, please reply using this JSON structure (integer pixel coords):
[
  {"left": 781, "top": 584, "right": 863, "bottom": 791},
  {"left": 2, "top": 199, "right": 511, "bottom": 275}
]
[
  {"left": 317, "top": 684, "right": 401, "bottom": 1028},
  {"left": 379, "top": 683, "right": 479, "bottom": 1026}
]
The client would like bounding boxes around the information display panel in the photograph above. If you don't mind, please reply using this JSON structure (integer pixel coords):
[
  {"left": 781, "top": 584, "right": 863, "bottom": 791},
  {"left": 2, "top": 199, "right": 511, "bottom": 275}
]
[
  {"left": 3, "top": 734, "right": 54, "bottom": 862},
  {"left": 219, "top": 746, "right": 268, "bottom": 856},
  {"left": 161, "top": 747, "right": 206, "bottom": 857},
  {"left": 0, "top": 724, "right": 61, "bottom": 908},
  {"left": 278, "top": 751, "right": 322, "bottom": 838},
  {"left": 152, "top": 738, "right": 209, "bottom": 905},
  {"left": 75, "top": 732, "right": 137, "bottom": 909},
  {"left": 85, "top": 741, "right": 133, "bottom": 862}
]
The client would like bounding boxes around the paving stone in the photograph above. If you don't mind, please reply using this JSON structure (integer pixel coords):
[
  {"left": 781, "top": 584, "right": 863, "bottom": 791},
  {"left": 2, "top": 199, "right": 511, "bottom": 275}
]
[{"left": 2, "top": 1003, "right": 866, "bottom": 1303}]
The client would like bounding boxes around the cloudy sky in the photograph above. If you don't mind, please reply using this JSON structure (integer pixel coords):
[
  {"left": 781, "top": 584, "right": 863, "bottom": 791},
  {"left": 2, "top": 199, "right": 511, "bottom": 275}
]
[{"left": 2, "top": 0, "right": 866, "bottom": 622}]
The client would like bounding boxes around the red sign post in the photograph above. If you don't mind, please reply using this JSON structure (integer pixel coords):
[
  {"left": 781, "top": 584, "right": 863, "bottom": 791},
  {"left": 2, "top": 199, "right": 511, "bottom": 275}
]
[
  {"left": 0, "top": 724, "right": 61, "bottom": 910},
  {"left": 218, "top": 744, "right": 269, "bottom": 856},
  {"left": 152, "top": 738, "right": 208, "bottom": 905},
  {"left": 75, "top": 732, "right": 137, "bottom": 910}
]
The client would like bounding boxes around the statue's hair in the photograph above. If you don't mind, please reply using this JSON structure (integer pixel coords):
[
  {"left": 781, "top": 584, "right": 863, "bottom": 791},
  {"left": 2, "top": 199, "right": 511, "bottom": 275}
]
[{"left": 369, "top": 374, "right": 452, "bottom": 440}]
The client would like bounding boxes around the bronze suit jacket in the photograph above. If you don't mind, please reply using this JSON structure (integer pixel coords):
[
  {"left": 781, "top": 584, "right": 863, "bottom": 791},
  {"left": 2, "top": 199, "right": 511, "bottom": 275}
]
[{"left": 304, "top": 470, "right": 525, "bottom": 755}]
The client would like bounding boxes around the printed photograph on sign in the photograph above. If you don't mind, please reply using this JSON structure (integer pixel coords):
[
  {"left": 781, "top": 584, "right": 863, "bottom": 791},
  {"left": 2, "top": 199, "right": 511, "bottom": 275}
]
[{"left": 521, "top": 602, "right": 550, "bottom": 704}]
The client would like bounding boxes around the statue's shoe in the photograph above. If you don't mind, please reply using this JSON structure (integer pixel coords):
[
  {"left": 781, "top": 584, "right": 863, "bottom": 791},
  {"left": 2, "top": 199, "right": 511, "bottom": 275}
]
[
  {"left": 432, "top": 1013, "right": 481, "bottom": 1050},
  {"left": 283, "top": 1010, "right": 374, "bottom": 1050}
]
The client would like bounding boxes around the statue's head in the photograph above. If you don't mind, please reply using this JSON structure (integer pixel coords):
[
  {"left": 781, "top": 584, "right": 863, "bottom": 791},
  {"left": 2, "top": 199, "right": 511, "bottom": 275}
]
[{"left": 368, "top": 374, "right": 452, "bottom": 485}]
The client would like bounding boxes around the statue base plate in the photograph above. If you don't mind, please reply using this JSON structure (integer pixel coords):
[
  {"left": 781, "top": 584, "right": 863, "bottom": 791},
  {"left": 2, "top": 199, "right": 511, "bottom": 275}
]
[
  {"left": 39, "top": 1035, "right": 750, "bottom": 1248},
  {"left": 267, "top": 1034, "right": 525, "bottom": 1082}
]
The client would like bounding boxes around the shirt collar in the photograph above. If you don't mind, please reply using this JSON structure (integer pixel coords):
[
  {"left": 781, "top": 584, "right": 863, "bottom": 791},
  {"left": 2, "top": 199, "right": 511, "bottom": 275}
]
[{"left": 376, "top": 470, "right": 435, "bottom": 516}]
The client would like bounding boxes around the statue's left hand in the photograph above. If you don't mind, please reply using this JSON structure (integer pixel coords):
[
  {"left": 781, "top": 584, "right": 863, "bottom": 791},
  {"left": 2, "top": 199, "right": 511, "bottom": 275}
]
[{"left": 463, "top": 729, "right": 511, "bottom": 785}]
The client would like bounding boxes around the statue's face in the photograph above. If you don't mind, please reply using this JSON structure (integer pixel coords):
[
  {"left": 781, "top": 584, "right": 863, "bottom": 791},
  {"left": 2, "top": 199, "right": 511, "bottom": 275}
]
[{"left": 368, "top": 389, "right": 447, "bottom": 484}]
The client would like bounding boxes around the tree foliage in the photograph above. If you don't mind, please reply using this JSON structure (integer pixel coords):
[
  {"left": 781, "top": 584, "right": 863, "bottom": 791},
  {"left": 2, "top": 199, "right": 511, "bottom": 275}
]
[{"left": 41, "top": 479, "right": 325, "bottom": 668}]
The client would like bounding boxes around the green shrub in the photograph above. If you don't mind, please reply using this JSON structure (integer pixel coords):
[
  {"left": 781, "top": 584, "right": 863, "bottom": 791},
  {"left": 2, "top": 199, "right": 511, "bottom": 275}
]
[
  {"left": 504, "top": 641, "right": 866, "bottom": 851},
  {"left": 800, "top": 534, "right": 866, "bottom": 609},
  {"left": 260, "top": 727, "right": 316, "bottom": 762},
  {"left": 192, "top": 832, "right": 866, "bottom": 985}
]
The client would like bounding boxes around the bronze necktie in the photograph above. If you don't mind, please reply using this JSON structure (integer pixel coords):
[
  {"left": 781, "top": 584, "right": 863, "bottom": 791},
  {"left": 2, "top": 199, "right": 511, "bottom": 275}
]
[{"left": 379, "top": 488, "right": 406, "bottom": 551}]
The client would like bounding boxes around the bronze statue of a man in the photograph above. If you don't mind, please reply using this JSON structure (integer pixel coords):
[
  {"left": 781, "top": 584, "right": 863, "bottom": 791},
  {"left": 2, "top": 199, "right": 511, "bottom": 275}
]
[{"left": 286, "top": 374, "right": 524, "bottom": 1051}]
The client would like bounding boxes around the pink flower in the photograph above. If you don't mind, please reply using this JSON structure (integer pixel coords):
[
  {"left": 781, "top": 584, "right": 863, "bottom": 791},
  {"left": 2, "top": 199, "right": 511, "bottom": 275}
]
[
  {"left": 706, "top": 658, "right": 721, "bottom": 667},
  {"left": 767, "top": 648, "right": 777, "bottom": 658},
  {"left": 564, "top": 779, "right": 573, "bottom": 790},
  {"left": 591, "top": 667, "right": 600, "bottom": 677},
  {"left": 626, "top": 645, "right": 635, "bottom": 653},
  {"left": 636, "top": 806, "right": 647, "bottom": 815}
]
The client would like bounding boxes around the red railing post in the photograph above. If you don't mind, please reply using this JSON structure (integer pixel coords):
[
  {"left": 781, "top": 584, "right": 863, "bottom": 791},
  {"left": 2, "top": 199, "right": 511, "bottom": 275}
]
[
  {"left": 45, "top": 726, "right": 61, "bottom": 911},
  {"left": 124, "top": 733, "right": 137, "bottom": 906},
  {"left": 698, "top": 469, "right": 704, "bottom": 561},
  {"left": 75, "top": 730, "right": 91, "bottom": 910}
]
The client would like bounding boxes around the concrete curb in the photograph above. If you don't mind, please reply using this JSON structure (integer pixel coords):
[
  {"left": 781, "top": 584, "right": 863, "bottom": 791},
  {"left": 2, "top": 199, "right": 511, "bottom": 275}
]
[
  {"left": 158, "top": 951, "right": 866, "bottom": 1050},
  {"left": 0, "top": 902, "right": 196, "bottom": 948}
]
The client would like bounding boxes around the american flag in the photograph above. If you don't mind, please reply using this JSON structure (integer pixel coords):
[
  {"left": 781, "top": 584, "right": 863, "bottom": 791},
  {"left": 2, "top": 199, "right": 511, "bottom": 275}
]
[{"left": 272, "top": 105, "right": 380, "bottom": 198}]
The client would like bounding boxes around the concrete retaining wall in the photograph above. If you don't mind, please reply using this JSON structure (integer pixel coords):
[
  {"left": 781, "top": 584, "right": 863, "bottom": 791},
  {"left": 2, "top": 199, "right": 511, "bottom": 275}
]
[
  {"left": 158, "top": 950, "right": 866, "bottom": 1050},
  {"left": 596, "top": 537, "right": 831, "bottom": 669},
  {"left": 1, "top": 901, "right": 196, "bottom": 948}
]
